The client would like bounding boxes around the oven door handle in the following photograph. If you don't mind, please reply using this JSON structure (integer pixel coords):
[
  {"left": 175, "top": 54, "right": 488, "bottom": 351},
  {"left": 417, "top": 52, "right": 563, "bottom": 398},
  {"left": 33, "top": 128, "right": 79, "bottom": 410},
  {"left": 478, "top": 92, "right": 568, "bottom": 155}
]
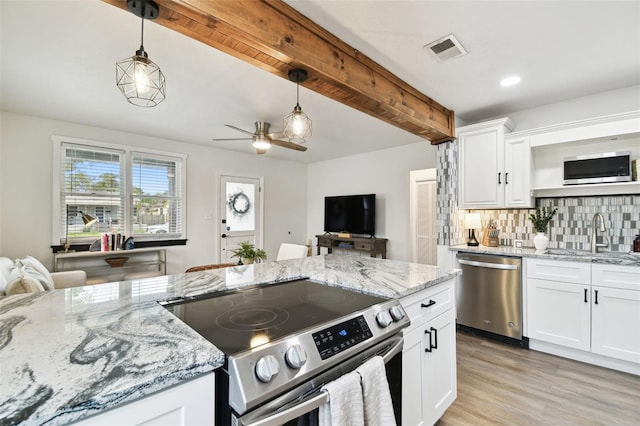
[{"left": 241, "top": 337, "right": 404, "bottom": 426}]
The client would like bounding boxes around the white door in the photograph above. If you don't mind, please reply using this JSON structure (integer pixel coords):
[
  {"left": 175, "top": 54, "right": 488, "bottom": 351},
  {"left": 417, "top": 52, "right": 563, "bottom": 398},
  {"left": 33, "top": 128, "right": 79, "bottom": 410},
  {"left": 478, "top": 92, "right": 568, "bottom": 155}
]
[
  {"left": 410, "top": 169, "right": 437, "bottom": 265},
  {"left": 219, "top": 175, "right": 263, "bottom": 263}
]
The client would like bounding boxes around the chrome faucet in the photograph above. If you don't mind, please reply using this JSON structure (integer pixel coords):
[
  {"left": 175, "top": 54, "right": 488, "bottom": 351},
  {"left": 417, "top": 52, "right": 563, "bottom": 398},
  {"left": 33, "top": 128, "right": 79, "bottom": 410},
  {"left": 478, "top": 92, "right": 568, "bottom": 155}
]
[{"left": 591, "top": 213, "right": 609, "bottom": 254}]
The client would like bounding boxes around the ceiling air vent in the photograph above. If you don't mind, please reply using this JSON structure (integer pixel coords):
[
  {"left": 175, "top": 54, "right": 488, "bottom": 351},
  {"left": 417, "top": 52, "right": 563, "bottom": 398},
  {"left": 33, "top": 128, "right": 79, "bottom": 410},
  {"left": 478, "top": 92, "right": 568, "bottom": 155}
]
[{"left": 424, "top": 34, "right": 468, "bottom": 62}]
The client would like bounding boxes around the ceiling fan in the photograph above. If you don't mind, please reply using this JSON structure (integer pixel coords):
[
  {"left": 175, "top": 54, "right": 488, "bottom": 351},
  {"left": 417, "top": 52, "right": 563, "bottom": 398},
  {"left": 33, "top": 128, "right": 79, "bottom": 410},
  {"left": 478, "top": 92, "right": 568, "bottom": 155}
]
[{"left": 212, "top": 121, "right": 307, "bottom": 154}]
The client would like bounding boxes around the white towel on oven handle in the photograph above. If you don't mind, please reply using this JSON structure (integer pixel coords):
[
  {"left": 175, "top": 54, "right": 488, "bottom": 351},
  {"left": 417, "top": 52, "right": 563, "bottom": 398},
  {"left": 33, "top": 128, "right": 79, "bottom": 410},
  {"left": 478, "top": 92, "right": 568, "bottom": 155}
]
[
  {"left": 319, "top": 371, "right": 364, "bottom": 426},
  {"left": 355, "top": 355, "right": 397, "bottom": 426}
]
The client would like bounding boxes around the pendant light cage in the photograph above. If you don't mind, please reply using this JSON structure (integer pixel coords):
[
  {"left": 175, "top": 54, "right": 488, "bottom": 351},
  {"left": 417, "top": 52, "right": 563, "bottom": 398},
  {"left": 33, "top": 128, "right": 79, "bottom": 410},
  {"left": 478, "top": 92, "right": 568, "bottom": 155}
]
[
  {"left": 116, "top": 53, "right": 166, "bottom": 107},
  {"left": 283, "top": 69, "right": 312, "bottom": 143},
  {"left": 116, "top": 0, "right": 166, "bottom": 107}
]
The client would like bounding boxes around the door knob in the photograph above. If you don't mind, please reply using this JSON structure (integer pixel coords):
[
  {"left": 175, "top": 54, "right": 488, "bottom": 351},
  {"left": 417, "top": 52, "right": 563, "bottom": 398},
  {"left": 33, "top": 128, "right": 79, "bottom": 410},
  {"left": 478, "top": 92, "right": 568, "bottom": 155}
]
[{"left": 221, "top": 233, "right": 227, "bottom": 238}]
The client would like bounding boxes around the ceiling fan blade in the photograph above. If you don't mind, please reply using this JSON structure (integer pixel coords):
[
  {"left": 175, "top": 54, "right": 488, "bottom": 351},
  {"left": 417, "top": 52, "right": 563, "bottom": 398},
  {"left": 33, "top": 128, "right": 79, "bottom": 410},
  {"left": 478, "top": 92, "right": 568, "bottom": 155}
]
[
  {"left": 224, "top": 124, "right": 255, "bottom": 136},
  {"left": 271, "top": 139, "right": 308, "bottom": 152},
  {"left": 211, "top": 137, "right": 253, "bottom": 141}
]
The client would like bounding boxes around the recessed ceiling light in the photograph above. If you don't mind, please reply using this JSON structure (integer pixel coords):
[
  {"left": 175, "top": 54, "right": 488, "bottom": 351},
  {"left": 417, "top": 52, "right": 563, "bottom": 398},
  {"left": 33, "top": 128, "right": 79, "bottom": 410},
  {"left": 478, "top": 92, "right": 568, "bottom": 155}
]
[{"left": 500, "top": 76, "right": 521, "bottom": 87}]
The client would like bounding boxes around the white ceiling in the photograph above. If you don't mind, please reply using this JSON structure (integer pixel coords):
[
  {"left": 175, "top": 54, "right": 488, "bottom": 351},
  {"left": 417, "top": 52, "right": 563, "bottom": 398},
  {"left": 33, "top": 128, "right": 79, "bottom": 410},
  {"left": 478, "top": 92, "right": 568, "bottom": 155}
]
[{"left": 1, "top": 0, "right": 639, "bottom": 163}]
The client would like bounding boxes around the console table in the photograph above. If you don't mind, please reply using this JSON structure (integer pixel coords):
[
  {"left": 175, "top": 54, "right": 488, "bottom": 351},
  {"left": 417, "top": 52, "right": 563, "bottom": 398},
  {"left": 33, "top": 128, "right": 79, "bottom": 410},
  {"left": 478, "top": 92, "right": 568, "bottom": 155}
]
[
  {"left": 54, "top": 247, "right": 166, "bottom": 284},
  {"left": 315, "top": 234, "right": 388, "bottom": 259}
]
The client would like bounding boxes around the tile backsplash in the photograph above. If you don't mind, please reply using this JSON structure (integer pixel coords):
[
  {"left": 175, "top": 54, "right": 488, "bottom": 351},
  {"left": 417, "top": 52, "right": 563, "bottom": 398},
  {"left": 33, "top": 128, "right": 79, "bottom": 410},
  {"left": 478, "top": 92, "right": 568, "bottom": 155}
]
[
  {"left": 472, "top": 195, "right": 639, "bottom": 253},
  {"left": 436, "top": 141, "right": 640, "bottom": 253}
]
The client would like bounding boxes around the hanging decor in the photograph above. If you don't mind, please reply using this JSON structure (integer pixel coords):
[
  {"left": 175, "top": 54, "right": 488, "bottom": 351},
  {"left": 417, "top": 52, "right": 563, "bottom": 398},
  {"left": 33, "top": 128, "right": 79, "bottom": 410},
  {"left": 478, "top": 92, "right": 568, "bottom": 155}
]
[
  {"left": 283, "top": 68, "right": 312, "bottom": 143},
  {"left": 116, "top": 0, "right": 166, "bottom": 107}
]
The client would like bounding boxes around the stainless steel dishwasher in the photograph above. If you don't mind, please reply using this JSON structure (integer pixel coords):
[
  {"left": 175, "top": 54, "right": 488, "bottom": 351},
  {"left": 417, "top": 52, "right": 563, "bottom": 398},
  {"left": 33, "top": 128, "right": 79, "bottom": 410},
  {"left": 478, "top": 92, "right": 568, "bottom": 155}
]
[{"left": 456, "top": 252, "right": 524, "bottom": 345}]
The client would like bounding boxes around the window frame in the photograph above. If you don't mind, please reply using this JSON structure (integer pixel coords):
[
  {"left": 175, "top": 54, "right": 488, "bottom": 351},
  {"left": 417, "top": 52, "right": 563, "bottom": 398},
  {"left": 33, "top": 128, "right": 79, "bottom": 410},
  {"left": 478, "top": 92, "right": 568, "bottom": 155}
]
[{"left": 52, "top": 136, "right": 187, "bottom": 246}]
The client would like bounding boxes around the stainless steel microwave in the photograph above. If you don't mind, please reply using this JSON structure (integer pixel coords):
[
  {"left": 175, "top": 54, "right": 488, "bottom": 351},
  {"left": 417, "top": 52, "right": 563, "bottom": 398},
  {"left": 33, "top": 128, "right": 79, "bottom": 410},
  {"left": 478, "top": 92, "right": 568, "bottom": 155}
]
[{"left": 563, "top": 151, "right": 632, "bottom": 185}]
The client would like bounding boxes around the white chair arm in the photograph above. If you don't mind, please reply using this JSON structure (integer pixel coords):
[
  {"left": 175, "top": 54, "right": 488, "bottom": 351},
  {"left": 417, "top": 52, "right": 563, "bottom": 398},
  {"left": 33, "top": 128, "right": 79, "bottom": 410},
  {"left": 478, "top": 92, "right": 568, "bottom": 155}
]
[{"left": 51, "top": 270, "right": 87, "bottom": 289}]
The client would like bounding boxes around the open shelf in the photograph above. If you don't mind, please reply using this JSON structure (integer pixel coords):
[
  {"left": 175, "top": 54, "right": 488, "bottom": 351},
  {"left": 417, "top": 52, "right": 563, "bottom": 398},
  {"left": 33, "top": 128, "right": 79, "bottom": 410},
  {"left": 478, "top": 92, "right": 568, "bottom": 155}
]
[
  {"left": 54, "top": 247, "right": 166, "bottom": 282},
  {"left": 531, "top": 181, "right": 640, "bottom": 197}
]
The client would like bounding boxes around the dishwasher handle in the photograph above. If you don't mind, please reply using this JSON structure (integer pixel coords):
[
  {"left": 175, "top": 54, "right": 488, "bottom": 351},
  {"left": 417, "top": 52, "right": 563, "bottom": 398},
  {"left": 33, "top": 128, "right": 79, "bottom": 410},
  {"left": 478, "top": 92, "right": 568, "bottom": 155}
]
[{"left": 457, "top": 258, "right": 519, "bottom": 270}]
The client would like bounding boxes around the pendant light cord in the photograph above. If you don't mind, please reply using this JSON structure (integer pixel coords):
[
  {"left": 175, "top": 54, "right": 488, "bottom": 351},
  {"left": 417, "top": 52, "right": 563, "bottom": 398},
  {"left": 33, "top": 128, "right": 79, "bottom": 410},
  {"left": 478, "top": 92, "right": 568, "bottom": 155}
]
[{"left": 140, "top": 15, "right": 145, "bottom": 50}]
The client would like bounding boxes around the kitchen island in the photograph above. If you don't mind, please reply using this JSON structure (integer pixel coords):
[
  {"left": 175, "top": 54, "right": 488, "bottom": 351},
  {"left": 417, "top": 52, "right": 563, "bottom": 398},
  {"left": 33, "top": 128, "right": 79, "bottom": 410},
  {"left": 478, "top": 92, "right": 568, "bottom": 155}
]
[{"left": 0, "top": 255, "right": 459, "bottom": 425}]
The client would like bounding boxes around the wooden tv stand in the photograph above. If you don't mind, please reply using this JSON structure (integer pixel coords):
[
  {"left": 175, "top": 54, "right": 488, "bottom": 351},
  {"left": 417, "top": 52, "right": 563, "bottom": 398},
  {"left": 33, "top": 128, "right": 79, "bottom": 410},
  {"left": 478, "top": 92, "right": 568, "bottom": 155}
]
[{"left": 316, "top": 234, "right": 388, "bottom": 259}]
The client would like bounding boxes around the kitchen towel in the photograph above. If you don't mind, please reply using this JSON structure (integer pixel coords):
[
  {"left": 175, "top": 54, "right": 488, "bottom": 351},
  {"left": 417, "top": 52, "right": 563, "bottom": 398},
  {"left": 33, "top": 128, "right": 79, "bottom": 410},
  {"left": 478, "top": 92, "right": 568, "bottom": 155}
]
[
  {"left": 355, "top": 355, "right": 397, "bottom": 426},
  {"left": 319, "top": 371, "right": 364, "bottom": 426}
]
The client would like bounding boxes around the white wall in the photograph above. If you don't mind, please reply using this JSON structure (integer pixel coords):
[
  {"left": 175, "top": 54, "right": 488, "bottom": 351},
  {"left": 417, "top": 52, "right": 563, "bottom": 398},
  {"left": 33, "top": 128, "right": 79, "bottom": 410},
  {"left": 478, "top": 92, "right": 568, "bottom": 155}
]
[
  {"left": 0, "top": 112, "right": 307, "bottom": 273},
  {"left": 306, "top": 141, "right": 437, "bottom": 261},
  {"left": 506, "top": 85, "right": 640, "bottom": 131}
]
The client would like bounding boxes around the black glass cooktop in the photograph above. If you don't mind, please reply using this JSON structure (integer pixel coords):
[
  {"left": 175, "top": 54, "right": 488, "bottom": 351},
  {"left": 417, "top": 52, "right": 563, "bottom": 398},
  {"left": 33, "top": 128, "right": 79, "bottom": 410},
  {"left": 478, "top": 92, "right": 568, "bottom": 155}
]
[{"left": 163, "top": 279, "right": 385, "bottom": 355}]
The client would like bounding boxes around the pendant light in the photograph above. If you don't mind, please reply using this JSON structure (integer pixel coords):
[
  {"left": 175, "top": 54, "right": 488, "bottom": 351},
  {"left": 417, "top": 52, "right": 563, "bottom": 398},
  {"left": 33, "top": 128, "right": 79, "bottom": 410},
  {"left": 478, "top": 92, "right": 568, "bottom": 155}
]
[
  {"left": 116, "top": 0, "right": 166, "bottom": 107},
  {"left": 283, "top": 68, "right": 312, "bottom": 143}
]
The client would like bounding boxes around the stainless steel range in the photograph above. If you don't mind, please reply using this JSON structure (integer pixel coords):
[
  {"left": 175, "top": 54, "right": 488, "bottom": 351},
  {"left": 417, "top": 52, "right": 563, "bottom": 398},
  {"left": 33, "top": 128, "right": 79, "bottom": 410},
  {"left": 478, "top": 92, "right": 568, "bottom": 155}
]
[{"left": 162, "top": 278, "right": 409, "bottom": 426}]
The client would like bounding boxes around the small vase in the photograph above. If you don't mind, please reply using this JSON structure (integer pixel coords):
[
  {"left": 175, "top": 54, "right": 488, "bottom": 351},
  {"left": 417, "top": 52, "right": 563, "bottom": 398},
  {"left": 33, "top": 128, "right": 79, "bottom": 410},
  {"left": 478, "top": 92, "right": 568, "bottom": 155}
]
[
  {"left": 533, "top": 232, "right": 549, "bottom": 250},
  {"left": 242, "top": 257, "right": 254, "bottom": 265}
]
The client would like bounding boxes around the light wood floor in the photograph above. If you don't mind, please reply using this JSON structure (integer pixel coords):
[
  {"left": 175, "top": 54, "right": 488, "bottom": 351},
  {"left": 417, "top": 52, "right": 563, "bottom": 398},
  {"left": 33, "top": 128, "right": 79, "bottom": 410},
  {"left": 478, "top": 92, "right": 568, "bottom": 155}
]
[{"left": 437, "top": 331, "right": 640, "bottom": 426}]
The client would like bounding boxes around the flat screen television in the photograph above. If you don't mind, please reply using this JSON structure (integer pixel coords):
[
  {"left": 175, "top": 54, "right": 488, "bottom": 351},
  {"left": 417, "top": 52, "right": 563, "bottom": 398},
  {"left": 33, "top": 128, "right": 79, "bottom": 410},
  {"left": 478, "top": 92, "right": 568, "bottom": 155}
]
[{"left": 324, "top": 194, "right": 376, "bottom": 236}]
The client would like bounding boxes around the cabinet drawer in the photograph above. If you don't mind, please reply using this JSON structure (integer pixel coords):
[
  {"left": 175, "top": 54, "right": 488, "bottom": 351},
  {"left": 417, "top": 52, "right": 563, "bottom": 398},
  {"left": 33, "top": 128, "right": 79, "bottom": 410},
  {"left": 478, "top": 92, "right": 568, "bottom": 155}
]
[
  {"left": 400, "top": 280, "right": 454, "bottom": 331},
  {"left": 317, "top": 237, "right": 332, "bottom": 247},
  {"left": 526, "top": 258, "right": 590, "bottom": 284},
  {"left": 354, "top": 241, "right": 374, "bottom": 251},
  {"left": 592, "top": 263, "right": 640, "bottom": 291}
]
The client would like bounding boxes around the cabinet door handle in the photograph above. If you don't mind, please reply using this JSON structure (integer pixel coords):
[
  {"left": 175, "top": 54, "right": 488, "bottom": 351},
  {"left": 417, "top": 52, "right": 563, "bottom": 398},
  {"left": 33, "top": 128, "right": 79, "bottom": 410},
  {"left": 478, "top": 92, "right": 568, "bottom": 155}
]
[
  {"left": 584, "top": 288, "right": 588, "bottom": 303},
  {"left": 421, "top": 300, "right": 436, "bottom": 309},
  {"left": 430, "top": 327, "right": 438, "bottom": 350},
  {"left": 498, "top": 172, "right": 502, "bottom": 184},
  {"left": 424, "top": 329, "right": 432, "bottom": 353},
  {"left": 505, "top": 172, "right": 509, "bottom": 184},
  {"left": 594, "top": 289, "right": 599, "bottom": 305}
]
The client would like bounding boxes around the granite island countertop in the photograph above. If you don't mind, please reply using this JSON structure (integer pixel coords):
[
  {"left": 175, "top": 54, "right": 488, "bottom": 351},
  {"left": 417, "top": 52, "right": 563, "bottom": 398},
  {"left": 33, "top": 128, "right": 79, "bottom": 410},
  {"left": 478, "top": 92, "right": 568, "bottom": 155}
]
[
  {"left": 0, "top": 255, "right": 459, "bottom": 425},
  {"left": 449, "top": 244, "right": 640, "bottom": 267}
]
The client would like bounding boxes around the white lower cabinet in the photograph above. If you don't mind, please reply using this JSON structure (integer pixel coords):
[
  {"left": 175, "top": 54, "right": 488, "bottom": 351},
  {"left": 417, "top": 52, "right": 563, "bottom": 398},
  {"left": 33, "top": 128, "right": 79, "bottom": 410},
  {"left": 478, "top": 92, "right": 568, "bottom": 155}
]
[
  {"left": 71, "top": 373, "right": 215, "bottom": 425},
  {"left": 526, "top": 259, "right": 640, "bottom": 371},
  {"left": 401, "top": 279, "right": 457, "bottom": 426},
  {"left": 527, "top": 277, "right": 591, "bottom": 350},
  {"left": 591, "top": 264, "right": 640, "bottom": 364}
]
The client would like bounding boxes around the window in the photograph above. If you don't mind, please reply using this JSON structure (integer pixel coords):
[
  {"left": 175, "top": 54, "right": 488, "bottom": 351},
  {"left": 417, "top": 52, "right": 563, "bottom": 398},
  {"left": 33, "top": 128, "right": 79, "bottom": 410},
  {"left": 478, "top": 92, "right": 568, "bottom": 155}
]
[
  {"left": 53, "top": 137, "right": 186, "bottom": 245},
  {"left": 131, "top": 152, "right": 183, "bottom": 238}
]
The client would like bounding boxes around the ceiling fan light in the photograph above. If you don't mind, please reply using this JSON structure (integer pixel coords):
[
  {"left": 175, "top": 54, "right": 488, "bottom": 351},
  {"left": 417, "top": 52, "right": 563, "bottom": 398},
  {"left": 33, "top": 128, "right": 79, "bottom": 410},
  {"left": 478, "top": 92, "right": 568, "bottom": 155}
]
[
  {"left": 252, "top": 135, "right": 271, "bottom": 151},
  {"left": 283, "top": 105, "right": 312, "bottom": 143}
]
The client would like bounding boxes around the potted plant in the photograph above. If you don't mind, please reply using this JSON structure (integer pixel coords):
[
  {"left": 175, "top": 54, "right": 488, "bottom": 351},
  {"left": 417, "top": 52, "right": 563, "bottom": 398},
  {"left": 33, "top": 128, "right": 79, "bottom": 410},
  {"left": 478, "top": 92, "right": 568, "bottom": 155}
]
[
  {"left": 528, "top": 207, "right": 557, "bottom": 250},
  {"left": 230, "top": 241, "right": 267, "bottom": 264}
]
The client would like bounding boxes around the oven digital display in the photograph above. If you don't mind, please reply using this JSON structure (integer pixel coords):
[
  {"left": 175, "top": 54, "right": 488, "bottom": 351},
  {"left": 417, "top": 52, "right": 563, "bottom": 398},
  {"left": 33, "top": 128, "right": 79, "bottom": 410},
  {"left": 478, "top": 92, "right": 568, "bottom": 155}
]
[{"left": 312, "top": 315, "right": 373, "bottom": 360}]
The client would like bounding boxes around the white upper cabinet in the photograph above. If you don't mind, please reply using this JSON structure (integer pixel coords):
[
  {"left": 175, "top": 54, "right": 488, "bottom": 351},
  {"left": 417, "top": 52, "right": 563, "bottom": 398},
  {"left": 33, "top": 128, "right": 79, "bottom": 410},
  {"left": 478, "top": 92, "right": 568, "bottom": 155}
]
[
  {"left": 458, "top": 117, "right": 532, "bottom": 209},
  {"left": 504, "top": 135, "right": 533, "bottom": 207}
]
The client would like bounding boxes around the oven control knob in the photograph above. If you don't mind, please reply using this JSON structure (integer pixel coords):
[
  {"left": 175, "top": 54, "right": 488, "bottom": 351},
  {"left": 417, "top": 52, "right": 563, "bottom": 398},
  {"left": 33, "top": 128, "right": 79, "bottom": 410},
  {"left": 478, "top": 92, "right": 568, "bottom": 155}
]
[
  {"left": 255, "top": 355, "right": 280, "bottom": 383},
  {"left": 376, "top": 311, "right": 393, "bottom": 328},
  {"left": 285, "top": 344, "right": 307, "bottom": 369},
  {"left": 389, "top": 305, "right": 406, "bottom": 322}
]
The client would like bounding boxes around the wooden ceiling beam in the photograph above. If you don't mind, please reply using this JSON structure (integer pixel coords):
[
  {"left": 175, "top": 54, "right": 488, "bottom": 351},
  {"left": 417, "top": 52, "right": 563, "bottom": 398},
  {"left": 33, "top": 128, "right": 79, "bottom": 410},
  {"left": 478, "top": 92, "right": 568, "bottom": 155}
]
[{"left": 102, "top": 0, "right": 456, "bottom": 143}]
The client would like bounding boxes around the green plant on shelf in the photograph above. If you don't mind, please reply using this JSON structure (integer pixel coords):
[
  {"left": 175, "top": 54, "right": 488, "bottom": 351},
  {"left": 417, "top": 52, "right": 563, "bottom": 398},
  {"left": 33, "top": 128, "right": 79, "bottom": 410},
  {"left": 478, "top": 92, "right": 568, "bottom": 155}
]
[{"left": 528, "top": 207, "right": 557, "bottom": 233}]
